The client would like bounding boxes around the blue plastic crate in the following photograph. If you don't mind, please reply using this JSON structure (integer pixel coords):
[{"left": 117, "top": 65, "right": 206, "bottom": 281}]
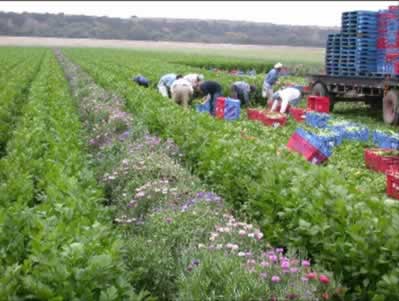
[
  {"left": 295, "top": 128, "right": 333, "bottom": 157},
  {"left": 373, "top": 130, "right": 399, "bottom": 149},
  {"left": 195, "top": 101, "right": 210, "bottom": 113},
  {"left": 305, "top": 112, "right": 331, "bottom": 128}
]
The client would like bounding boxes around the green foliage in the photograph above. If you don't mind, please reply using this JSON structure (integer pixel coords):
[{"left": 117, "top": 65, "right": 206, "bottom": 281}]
[
  {"left": 0, "top": 51, "right": 146, "bottom": 300},
  {"left": 64, "top": 47, "right": 399, "bottom": 300}
]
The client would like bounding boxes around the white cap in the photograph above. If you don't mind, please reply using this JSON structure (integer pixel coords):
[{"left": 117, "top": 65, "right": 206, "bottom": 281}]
[{"left": 274, "top": 62, "right": 283, "bottom": 69}]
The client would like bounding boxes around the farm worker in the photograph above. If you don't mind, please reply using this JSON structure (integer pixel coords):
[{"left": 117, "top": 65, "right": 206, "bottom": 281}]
[
  {"left": 263, "top": 62, "right": 283, "bottom": 106},
  {"left": 230, "top": 81, "right": 256, "bottom": 107},
  {"left": 158, "top": 73, "right": 182, "bottom": 98},
  {"left": 170, "top": 77, "right": 194, "bottom": 108},
  {"left": 197, "top": 80, "right": 222, "bottom": 116},
  {"left": 132, "top": 75, "right": 150, "bottom": 87},
  {"left": 184, "top": 73, "right": 204, "bottom": 89},
  {"left": 270, "top": 86, "right": 302, "bottom": 114}
]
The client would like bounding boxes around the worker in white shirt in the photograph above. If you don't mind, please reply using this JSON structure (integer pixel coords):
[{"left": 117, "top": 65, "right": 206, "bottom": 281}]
[
  {"left": 158, "top": 73, "right": 181, "bottom": 98},
  {"left": 170, "top": 77, "right": 194, "bottom": 108},
  {"left": 270, "top": 86, "right": 302, "bottom": 114},
  {"left": 184, "top": 73, "right": 204, "bottom": 89}
]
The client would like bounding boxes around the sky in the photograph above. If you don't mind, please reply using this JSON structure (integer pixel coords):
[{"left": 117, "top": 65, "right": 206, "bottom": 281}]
[{"left": 1, "top": 1, "right": 398, "bottom": 27}]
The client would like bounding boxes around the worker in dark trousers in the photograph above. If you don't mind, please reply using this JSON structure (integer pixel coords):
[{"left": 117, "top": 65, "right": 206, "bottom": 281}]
[
  {"left": 230, "top": 81, "right": 256, "bottom": 107},
  {"left": 197, "top": 80, "right": 222, "bottom": 116}
]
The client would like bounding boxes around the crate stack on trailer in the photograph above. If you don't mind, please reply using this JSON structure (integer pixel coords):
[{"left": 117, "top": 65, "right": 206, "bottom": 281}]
[
  {"left": 376, "top": 6, "right": 399, "bottom": 75},
  {"left": 325, "top": 5, "right": 399, "bottom": 78}
]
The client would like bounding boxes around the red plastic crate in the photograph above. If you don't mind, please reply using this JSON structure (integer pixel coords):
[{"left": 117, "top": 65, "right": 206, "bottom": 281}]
[
  {"left": 307, "top": 95, "right": 330, "bottom": 113},
  {"left": 215, "top": 97, "right": 226, "bottom": 119},
  {"left": 287, "top": 132, "right": 328, "bottom": 164},
  {"left": 389, "top": 5, "right": 399, "bottom": 12},
  {"left": 247, "top": 109, "right": 287, "bottom": 127},
  {"left": 290, "top": 107, "right": 306, "bottom": 122},
  {"left": 395, "top": 62, "right": 399, "bottom": 74},
  {"left": 387, "top": 168, "right": 399, "bottom": 200},
  {"left": 365, "top": 148, "right": 399, "bottom": 173},
  {"left": 267, "top": 102, "right": 290, "bottom": 113}
]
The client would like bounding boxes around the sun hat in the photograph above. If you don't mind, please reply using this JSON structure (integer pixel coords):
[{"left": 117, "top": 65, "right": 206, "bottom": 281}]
[{"left": 274, "top": 62, "right": 283, "bottom": 69}]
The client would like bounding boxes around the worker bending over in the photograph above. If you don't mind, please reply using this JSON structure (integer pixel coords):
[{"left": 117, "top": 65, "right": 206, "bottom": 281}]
[
  {"left": 263, "top": 63, "right": 283, "bottom": 106},
  {"left": 197, "top": 80, "right": 222, "bottom": 116},
  {"left": 271, "top": 86, "right": 302, "bottom": 114},
  {"left": 230, "top": 81, "right": 256, "bottom": 107},
  {"left": 132, "top": 75, "right": 150, "bottom": 87},
  {"left": 184, "top": 73, "right": 204, "bottom": 89},
  {"left": 170, "top": 77, "right": 194, "bottom": 108},
  {"left": 158, "top": 73, "right": 182, "bottom": 98}
]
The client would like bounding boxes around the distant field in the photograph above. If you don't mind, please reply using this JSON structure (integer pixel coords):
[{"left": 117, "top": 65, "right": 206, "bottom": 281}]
[{"left": 0, "top": 36, "right": 325, "bottom": 64}]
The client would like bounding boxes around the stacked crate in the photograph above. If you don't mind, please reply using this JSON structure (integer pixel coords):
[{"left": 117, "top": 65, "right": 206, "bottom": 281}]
[
  {"left": 376, "top": 6, "right": 399, "bottom": 76},
  {"left": 340, "top": 11, "right": 378, "bottom": 76},
  {"left": 326, "top": 33, "right": 342, "bottom": 76}
]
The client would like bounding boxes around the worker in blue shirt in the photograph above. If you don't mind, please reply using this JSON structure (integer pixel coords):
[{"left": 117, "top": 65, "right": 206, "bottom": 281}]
[
  {"left": 158, "top": 73, "right": 182, "bottom": 98},
  {"left": 262, "top": 62, "right": 283, "bottom": 106}
]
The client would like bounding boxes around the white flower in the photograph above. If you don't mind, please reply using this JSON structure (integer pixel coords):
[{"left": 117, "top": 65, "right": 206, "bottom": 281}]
[
  {"left": 238, "top": 252, "right": 246, "bottom": 257},
  {"left": 248, "top": 233, "right": 255, "bottom": 238}
]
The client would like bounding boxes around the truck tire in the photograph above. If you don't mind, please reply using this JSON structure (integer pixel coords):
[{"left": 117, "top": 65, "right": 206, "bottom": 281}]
[
  {"left": 312, "top": 82, "right": 335, "bottom": 112},
  {"left": 383, "top": 89, "right": 399, "bottom": 125}
]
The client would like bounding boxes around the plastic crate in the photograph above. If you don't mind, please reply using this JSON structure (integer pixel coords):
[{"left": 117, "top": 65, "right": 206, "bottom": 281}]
[
  {"left": 305, "top": 111, "right": 331, "bottom": 128},
  {"left": 195, "top": 101, "right": 210, "bottom": 113},
  {"left": 386, "top": 167, "right": 399, "bottom": 199},
  {"left": 215, "top": 97, "right": 240, "bottom": 121},
  {"left": 365, "top": 148, "right": 399, "bottom": 173},
  {"left": 373, "top": 130, "right": 399, "bottom": 149},
  {"left": 286, "top": 132, "right": 328, "bottom": 164},
  {"left": 247, "top": 109, "right": 287, "bottom": 127},
  {"left": 307, "top": 95, "right": 330, "bottom": 113},
  {"left": 290, "top": 107, "right": 306, "bottom": 122},
  {"left": 267, "top": 102, "right": 290, "bottom": 113}
]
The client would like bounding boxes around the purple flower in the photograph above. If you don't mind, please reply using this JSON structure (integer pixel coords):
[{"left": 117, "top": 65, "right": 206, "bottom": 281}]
[
  {"left": 271, "top": 275, "right": 281, "bottom": 283},
  {"left": 192, "top": 259, "right": 200, "bottom": 266},
  {"left": 281, "top": 260, "right": 290, "bottom": 269},
  {"left": 276, "top": 248, "right": 284, "bottom": 253},
  {"left": 260, "top": 272, "right": 268, "bottom": 279},
  {"left": 301, "top": 260, "right": 311, "bottom": 267}
]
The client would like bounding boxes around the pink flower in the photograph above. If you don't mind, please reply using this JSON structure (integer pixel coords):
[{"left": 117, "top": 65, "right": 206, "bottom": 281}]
[
  {"left": 260, "top": 261, "right": 270, "bottom": 267},
  {"left": 306, "top": 272, "right": 317, "bottom": 280},
  {"left": 301, "top": 260, "right": 311, "bottom": 267},
  {"left": 271, "top": 275, "right": 281, "bottom": 283},
  {"left": 276, "top": 248, "right": 284, "bottom": 253},
  {"left": 269, "top": 254, "right": 278, "bottom": 262},
  {"left": 260, "top": 272, "right": 267, "bottom": 279},
  {"left": 238, "top": 230, "right": 246, "bottom": 236},
  {"left": 319, "top": 274, "right": 330, "bottom": 284},
  {"left": 254, "top": 231, "right": 264, "bottom": 240},
  {"left": 247, "top": 259, "right": 256, "bottom": 266},
  {"left": 289, "top": 267, "right": 299, "bottom": 273},
  {"left": 281, "top": 260, "right": 290, "bottom": 269}
]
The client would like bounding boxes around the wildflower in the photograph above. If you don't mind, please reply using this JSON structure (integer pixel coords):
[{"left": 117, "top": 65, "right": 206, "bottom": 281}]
[
  {"left": 254, "top": 231, "right": 264, "bottom": 240},
  {"left": 231, "top": 244, "right": 239, "bottom": 251},
  {"left": 260, "top": 261, "right": 270, "bottom": 267},
  {"left": 319, "top": 274, "right": 330, "bottom": 284},
  {"left": 248, "top": 233, "right": 255, "bottom": 238},
  {"left": 247, "top": 259, "right": 256, "bottom": 266},
  {"left": 215, "top": 244, "right": 223, "bottom": 250},
  {"left": 136, "top": 191, "right": 145, "bottom": 198},
  {"left": 198, "top": 244, "right": 205, "bottom": 249},
  {"left": 322, "top": 292, "right": 329, "bottom": 300},
  {"left": 289, "top": 267, "right": 299, "bottom": 273},
  {"left": 192, "top": 259, "right": 200, "bottom": 266},
  {"left": 127, "top": 200, "right": 137, "bottom": 208},
  {"left": 165, "top": 217, "right": 173, "bottom": 224},
  {"left": 301, "top": 260, "right": 311, "bottom": 267},
  {"left": 245, "top": 251, "right": 252, "bottom": 257},
  {"left": 238, "top": 230, "right": 246, "bottom": 236},
  {"left": 238, "top": 252, "right": 246, "bottom": 257},
  {"left": 268, "top": 254, "right": 278, "bottom": 262},
  {"left": 260, "top": 272, "right": 267, "bottom": 279},
  {"left": 301, "top": 276, "right": 309, "bottom": 282},
  {"left": 271, "top": 276, "right": 281, "bottom": 283},
  {"left": 276, "top": 248, "right": 284, "bottom": 253},
  {"left": 306, "top": 272, "right": 317, "bottom": 280},
  {"left": 281, "top": 260, "right": 290, "bottom": 269}
]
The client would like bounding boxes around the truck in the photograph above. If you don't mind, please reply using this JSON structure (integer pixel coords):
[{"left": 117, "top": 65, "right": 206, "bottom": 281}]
[
  {"left": 307, "top": 7, "right": 399, "bottom": 125},
  {"left": 307, "top": 74, "right": 399, "bottom": 125}
]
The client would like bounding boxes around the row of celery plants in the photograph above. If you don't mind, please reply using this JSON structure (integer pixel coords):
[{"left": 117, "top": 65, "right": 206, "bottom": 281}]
[
  {"left": 0, "top": 48, "right": 46, "bottom": 155},
  {"left": 65, "top": 47, "right": 399, "bottom": 300},
  {"left": 0, "top": 51, "right": 147, "bottom": 300}
]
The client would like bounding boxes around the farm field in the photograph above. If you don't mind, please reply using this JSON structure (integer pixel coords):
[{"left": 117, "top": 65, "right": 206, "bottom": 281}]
[{"left": 1, "top": 45, "right": 399, "bottom": 301}]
